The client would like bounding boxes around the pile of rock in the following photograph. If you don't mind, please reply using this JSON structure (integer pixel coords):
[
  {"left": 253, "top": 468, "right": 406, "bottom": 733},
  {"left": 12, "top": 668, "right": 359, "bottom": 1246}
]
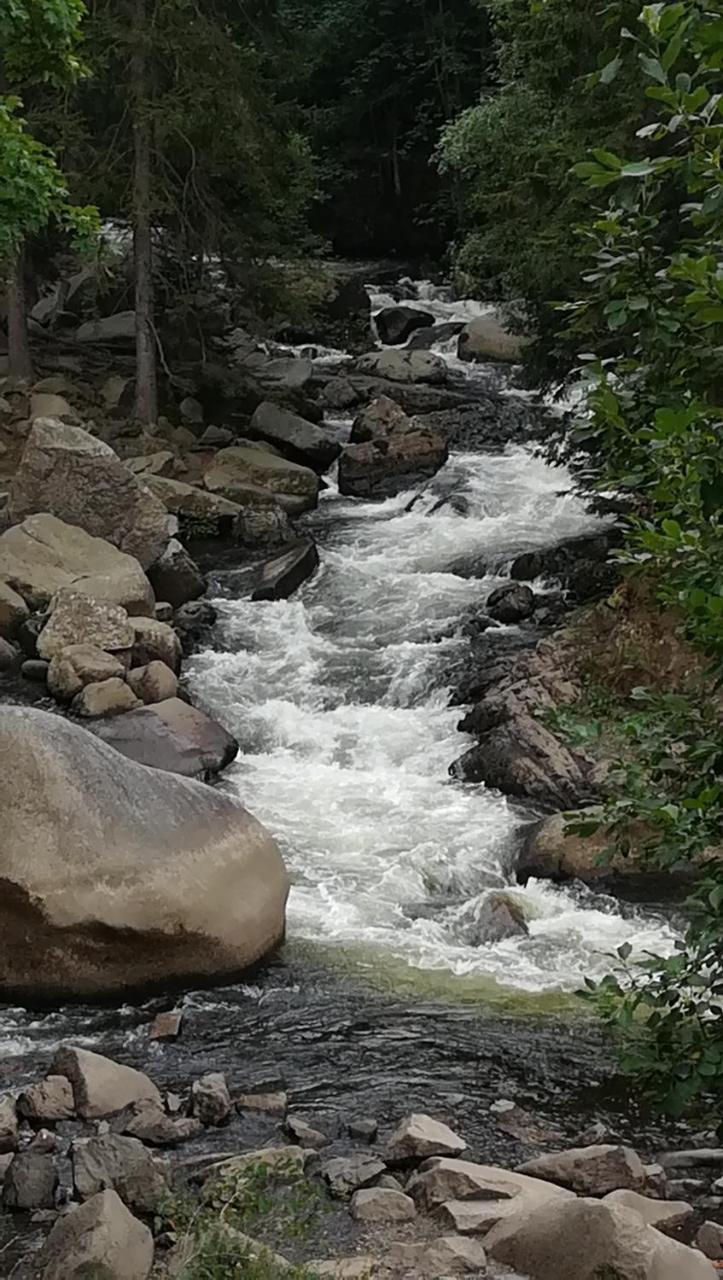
[
  {"left": 1, "top": 1057, "right": 718, "bottom": 1280},
  {"left": 338, "top": 395, "right": 448, "bottom": 500}
]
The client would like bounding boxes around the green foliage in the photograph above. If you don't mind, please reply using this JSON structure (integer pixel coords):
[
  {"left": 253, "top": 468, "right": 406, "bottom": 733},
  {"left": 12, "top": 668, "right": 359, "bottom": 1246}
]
[
  {"left": 565, "top": 0, "right": 723, "bottom": 1121},
  {"left": 160, "top": 1157, "right": 327, "bottom": 1280}
]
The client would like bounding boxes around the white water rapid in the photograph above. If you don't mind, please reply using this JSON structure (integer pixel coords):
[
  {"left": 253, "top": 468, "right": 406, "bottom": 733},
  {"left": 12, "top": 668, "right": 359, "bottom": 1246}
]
[{"left": 187, "top": 285, "right": 676, "bottom": 995}]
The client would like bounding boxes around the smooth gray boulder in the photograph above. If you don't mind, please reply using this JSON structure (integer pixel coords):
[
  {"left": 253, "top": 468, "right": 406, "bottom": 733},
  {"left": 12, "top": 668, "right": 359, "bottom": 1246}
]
[
  {"left": 0, "top": 706, "right": 288, "bottom": 999},
  {"left": 249, "top": 402, "right": 340, "bottom": 473},
  {"left": 355, "top": 349, "right": 448, "bottom": 384},
  {"left": 88, "top": 697, "right": 238, "bottom": 779},
  {"left": 457, "top": 311, "right": 531, "bottom": 364}
]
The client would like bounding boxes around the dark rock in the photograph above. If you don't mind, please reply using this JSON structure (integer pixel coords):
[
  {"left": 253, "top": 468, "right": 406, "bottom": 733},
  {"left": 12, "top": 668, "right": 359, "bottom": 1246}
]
[
  {"left": 21, "top": 658, "right": 49, "bottom": 682},
  {"left": 406, "top": 321, "right": 465, "bottom": 350},
  {"left": 460, "top": 892, "right": 529, "bottom": 945},
  {"left": 88, "top": 697, "right": 238, "bottom": 780},
  {"left": 349, "top": 1119, "right": 379, "bottom": 1143},
  {"left": 3, "top": 1151, "right": 58, "bottom": 1210},
  {"left": 251, "top": 539, "right": 320, "bottom": 602},
  {"left": 0, "top": 638, "right": 19, "bottom": 671},
  {"left": 450, "top": 713, "right": 591, "bottom": 810},
  {"left": 338, "top": 430, "right": 448, "bottom": 499},
  {"left": 16, "top": 614, "right": 48, "bottom": 659},
  {"left": 375, "top": 306, "right": 435, "bottom": 346},
  {"left": 487, "top": 582, "right": 535, "bottom": 624},
  {"left": 173, "top": 599, "right": 218, "bottom": 653},
  {"left": 510, "top": 533, "right": 622, "bottom": 604},
  {"left": 249, "top": 402, "right": 340, "bottom": 474},
  {"left": 319, "top": 378, "right": 360, "bottom": 412},
  {"left": 322, "top": 1153, "right": 386, "bottom": 1199},
  {"left": 199, "top": 425, "right": 234, "bottom": 447},
  {"left": 148, "top": 539, "right": 206, "bottom": 609},
  {"left": 350, "top": 396, "right": 411, "bottom": 443}
]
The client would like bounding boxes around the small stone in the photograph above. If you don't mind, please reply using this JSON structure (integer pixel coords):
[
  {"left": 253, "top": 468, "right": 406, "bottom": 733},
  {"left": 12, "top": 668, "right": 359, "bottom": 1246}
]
[
  {"left": 350, "top": 1187, "right": 416, "bottom": 1222},
  {"left": 236, "top": 1092, "right": 288, "bottom": 1116},
  {"left": 389, "top": 1235, "right": 487, "bottom": 1276},
  {"left": 155, "top": 601, "right": 173, "bottom": 622},
  {"left": 72, "top": 677, "right": 141, "bottom": 718},
  {"left": 3, "top": 1151, "right": 58, "bottom": 1209},
  {"left": 387, "top": 1113, "right": 467, "bottom": 1163},
  {"left": 516, "top": 1144, "right": 646, "bottom": 1195},
  {"left": 578, "top": 1120, "right": 615, "bottom": 1146},
  {"left": 603, "top": 1189, "right": 694, "bottom": 1236},
  {"left": 22, "top": 658, "right": 49, "bottom": 682},
  {"left": 131, "top": 616, "right": 182, "bottom": 673},
  {"left": 285, "top": 1116, "right": 330, "bottom": 1150},
  {"left": 127, "top": 660, "right": 178, "bottom": 705},
  {"left": 149, "top": 1011, "right": 183, "bottom": 1041},
  {"left": 490, "top": 1099, "right": 516, "bottom": 1114},
  {"left": 120, "top": 1100, "right": 200, "bottom": 1148},
  {"left": 166, "top": 1092, "right": 184, "bottom": 1115},
  {"left": 643, "top": 1163, "right": 667, "bottom": 1198},
  {"left": 348, "top": 1118, "right": 378, "bottom": 1143},
  {"left": 30, "top": 1130, "right": 58, "bottom": 1154},
  {"left": 0, "top": 1096, "right": 19, "bottom": 1153},
  {"left": 697, "top": 1220, "right": 723, "bottom": 1260},
  {"left": 192, "top": 1072, "right": 231, "bottom": 1127},
  {"left": 322, "top": 1153, "right": 386, "bottom": 1199}
]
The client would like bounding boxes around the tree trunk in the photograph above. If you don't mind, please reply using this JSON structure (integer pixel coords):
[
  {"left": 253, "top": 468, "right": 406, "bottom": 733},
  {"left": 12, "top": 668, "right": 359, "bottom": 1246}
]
[
  {"left": 6, "top": 247, "right": 34, "bottom": 383},
  {"left": 131, "top": 0, "right": 157, "bottom": 424}
]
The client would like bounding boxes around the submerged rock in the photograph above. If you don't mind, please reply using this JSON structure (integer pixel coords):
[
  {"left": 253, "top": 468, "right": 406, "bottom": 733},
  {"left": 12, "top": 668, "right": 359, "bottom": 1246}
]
[
  {"left": 0, "top": 706, "right": 288, "bottom": 999},
  {"left": 487, "top": 582, "right": 535, "bottom": 624}
]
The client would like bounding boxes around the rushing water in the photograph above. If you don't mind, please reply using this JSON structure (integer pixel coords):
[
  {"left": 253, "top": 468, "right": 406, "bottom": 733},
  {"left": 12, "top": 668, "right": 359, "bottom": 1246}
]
[{"left": 186, "top": 285, "right": 676, "bottom": 996}]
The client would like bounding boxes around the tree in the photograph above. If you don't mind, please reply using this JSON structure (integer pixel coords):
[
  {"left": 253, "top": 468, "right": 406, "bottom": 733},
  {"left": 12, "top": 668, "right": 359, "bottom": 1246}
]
[{"left": 0, "top": 0, "right": 96, "bottom": 380}]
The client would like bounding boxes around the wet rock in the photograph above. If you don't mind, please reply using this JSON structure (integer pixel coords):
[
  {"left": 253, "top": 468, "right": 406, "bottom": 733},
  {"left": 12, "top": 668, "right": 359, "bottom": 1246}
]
[
  {"left": 408, "top": 1159, "right": 574, "bottom": 1215},
  {"left": 251, "top": 540, "right": 319, "bottom": 602},
  {"left": 285, "top": 1116, "right": 330, "bottom": 1149},
  {"left": 204, "top": 444, "right": 319, "bottom": 515},
  {"left": 0, "top": 514, "right": 154, "bottom": 615},
  {"left": 350, "top": 395, "right": 411, "bottom": 443},
  {"left": 487, "top": 582, "right": 535, "bottom": 624},
  {"left": 389, "top": 1235, "right": 487, "bottom": 1276},
  {"left": 697, "top": 1221, "right": 723, "bottom": 1260},
  {"left": 73, "top": 677, "right": 141, "bottom": 718},
  {"left": 451, "top": 714, "right": 590, "bottom": 810},
  {"left": 0, "top": 581, "right": 29, "bottom": 640},
  {"left": 88, "top": 696, "right": 237, "bottom": 779},
  {"left": 147, "top": 538, "right": 205, "bottom": 609},
  {"left": 517, "top": 1144, "right": 646, "bottom": 1195},
  {"left": 603, "top": 1190, "right": 694, "bottom": 1236},
  {"left": 355, "top": 349, "right": 448, "bottom": 385},
  {"left": 458, "top": 312, "right": 530, "bottom": 364},
  {"left": 48, "top": 643, "right": 126, "bottom": 702},
  {"left": 0, "top": 1096, "right": 19, "bottom": 1153},
  {"left": 237, "top": 1093, "right": 288, "bottom": 1116},
  {"left": 3, "top": 1151, "right": 58, "bottom": 1209},
  {"left": 149, "top": 1011, "right": 183, "bottom": 1041},
  {"left": 52, "top": 1046, "right": 161, "bottom": 1120},
  {"left": 39, "top": 1188, "right": 154, "bottom": 1280},
  {"left": 127, "top": 660, "right": 178, "bottom": 706},
  {"left": 18, "top": 1077, "right": 75, "bottom": 1125},
  {"left": 72, "top": 1133, "right": 169, "bottom": 1213},
  {"left": 322, "top": 1153, "right": 386, "bottom": 1199},
  {"left": 249, "top": 402, "right": 340, "bottom": 473},
  {"left": 386, "top": 1114, "right": 466, "bottom": 1163},
  {"left": 38, "top": 591, "right": 134, "bottom": 663},
  {"left": 458, "top": 892, "right": 529, "bottom": 945},
  {"left": 21, "top": 658, "right": 49, "bottom": 681},
  {"left": 10, "top": 419, "right": 169, "bottom": 569},
  {"left": 131, "top": 616, "right": 182, "bottom": 673},
  {"left": 349, "top": 1118, "right": 378, "bottom": 1143},
  {"left": 485, "top": 1195, "right": 716, "bottom": 1280},
  {"left": 407, "top": 321, "right": 466, "bottom": 351},
  {"left": 192, "top": 1073, "right": 231, "bottom": 1127},
  {"left": 338, "top": 429, "right": 448, "bottom": 500},
  {"left": 173, "top": 599, "right": 218, "bottom": 652},
  {"left": 375, "top": 306, "right": 435, "bottom": 346},
  {"left": 510, "top": 532, "right": 621, "bottom": 604},
  {"left": 350, "top": 1187, "right": 416, "bottom": 1222}
]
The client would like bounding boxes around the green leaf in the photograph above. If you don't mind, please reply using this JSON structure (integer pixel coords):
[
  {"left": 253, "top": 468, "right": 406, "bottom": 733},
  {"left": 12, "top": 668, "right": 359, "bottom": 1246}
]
[
  {"left": 600, "top": 55, "right": 623, "bottom": 84},
  {"left": 639, "top": 54, "right": 668, "bottom": 84}
]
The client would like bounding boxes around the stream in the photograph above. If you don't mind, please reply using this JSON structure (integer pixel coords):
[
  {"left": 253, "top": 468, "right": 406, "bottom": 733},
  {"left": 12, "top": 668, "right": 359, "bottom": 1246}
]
[{"left": 0, "top": 280, "right": 679, "bottom": 1159}]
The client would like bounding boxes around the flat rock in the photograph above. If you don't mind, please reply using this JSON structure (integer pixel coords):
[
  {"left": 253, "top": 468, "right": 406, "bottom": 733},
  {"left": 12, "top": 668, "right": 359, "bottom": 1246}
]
[
  {"left": 389, "top": 1235, "right": 487, "bottom": 1276},
  {"left": 10, "top": 419, "right": 169, "bottom": 569},
  {"left": 72, "top": 1132, "right": 169, "bottom": 1213},
  {"left": 338, "top": 429, "right": 448, "bottom": 499},
  {"left": 517, "top": 1144, "right": 646, "bottom": 1195},
  {"left": 52, "top": 1046, "right": 161, "bottom": 1119},
  {"left": 350, "top": 1187, "right": 416, "bottom": 1222},
  {"left": 39, "top": 1188, "right": 154, "bottom": 1280},
  {"left": 0, "top": 514, "right": 154, "bottom": 615},
  {"left": 603, "top": 1189, "right": 694, "bottom": 1236},
  {"left": 76, "top": 311, "right": 136, "bottom": 345},
  {"left": 387, "top": 1113, "right": 467, "bottom": 1163},
  {"left": 485, "top": 1194, "right": 716, "bottom": 1280},
  {"left": 251, "top": 539, "right": 319, "bottom": 601},
  {"left": 88, "top": 696, "right": 238, "bottom": 779},
  {"left": 409, "top": 1158, "right": 575, "bottom": 1214},
  {"left": 204, "top": 444, "right": 319, "bottom": 514},
  {"left": 145, "top": 474, "right": 240, "bottom": 536},
  {"left": 355, "top": 350, "right": 447, "bottom": 384},
  {"left": 202, "top": 1146, "right": 307, "bottom": 1190},
  {"left": 322, "top": 1153, "right": 386, "bottom": 1199},
  {"left": 237, "top": 1092, "right": 288, "bottom": 1116},
  {"left": 149, "top": 1011, "right": 183, "bottom": 1041},
  {"left": 309, "top": 1260, "right": 377, "bottom": 1279},
  {"left": 18, "top": 1077, "right": 75, "bottom": 1125},
  {"left": 0, "top": 707, "right": 286, "bottom": 1000}
]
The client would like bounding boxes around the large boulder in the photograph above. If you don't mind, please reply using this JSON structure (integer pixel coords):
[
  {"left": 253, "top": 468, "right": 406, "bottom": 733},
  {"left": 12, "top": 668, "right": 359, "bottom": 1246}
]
[
  {"left": 516, "top": 810, "right": 666, "bottom": 891},
  {"left": 450, "top": 713, "right": 591, "bottom": 810},
  {"left": 516, "top": 1144, "right": 646, "bottom": 1195},
  {"left": 0, "top": 706, "right": 288, "bottom": 999},
  {"left": 249, "top": 402, "right": 340, "bottom": 473},
  {"left": 355, "top": 350, "right": 448, "bottom": 385},
  {"left": 144, "top": 474, "right": 241, "bottom": 537},
  {"left": 0, "top": 515, "right": 155, "bottom": 615},
  {"left": 457, "top": 311, "right": 531, "bottom": 364},
  {"left": 9, "top": 420, "right": 170, "bottom": 569},
  {"left": 87, "top": 697, "right": 238, "bottom": 780},
  {"left": 39, "top": 1189, "right": 154, "bottom": 1280},
  {"left": 76, "top": 311, "right": 136, "bottom": 345},
  {"left": 484, "top": 1195, "right": 716, "bottom": 1280},
  {"left": 37, "top": 591, "right": 134, "bottom": 661},
  {"left": 408, "top": 1158, "right": 574, "bottom": 1216},
  {"left": 375, "top": 306, "right": 435, "bottom": 346},
  {"left": 204, "top": 445, "right": 319, "bottom": 514},
  {"left": 51, "top": 1046, "right": 161, "bottom": 1119},
  {"left": 338, "top": 429, "right": 448, "bottom": 500}
]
